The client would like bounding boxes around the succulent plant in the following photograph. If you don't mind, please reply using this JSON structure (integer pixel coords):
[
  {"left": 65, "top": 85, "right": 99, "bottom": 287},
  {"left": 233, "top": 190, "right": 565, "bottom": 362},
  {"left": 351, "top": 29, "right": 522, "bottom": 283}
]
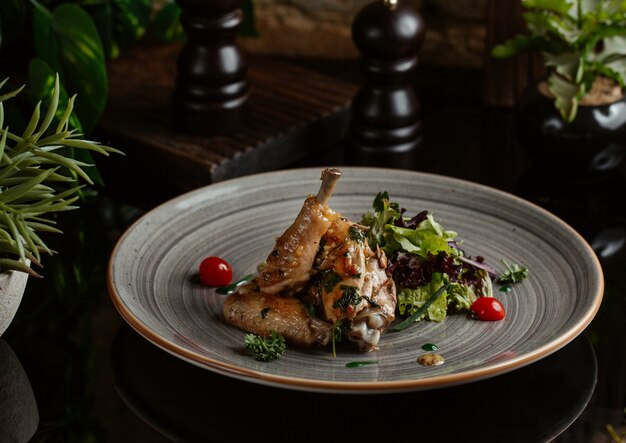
[
  {"left": 0, "top": 76, "right": 121, "bottom": 277},
  {"left": 492, "top": 0, "right": 626, "bottom": 122}
]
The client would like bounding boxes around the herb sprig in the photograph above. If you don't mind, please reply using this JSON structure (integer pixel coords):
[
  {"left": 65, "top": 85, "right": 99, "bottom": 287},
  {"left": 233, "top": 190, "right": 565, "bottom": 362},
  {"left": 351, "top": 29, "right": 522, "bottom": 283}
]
[
  {"left": 244, "top": 331, "right": 286, "bottom": 362},
  {"left": 497, "top": 259, "right": 529, "bottom": 285}
]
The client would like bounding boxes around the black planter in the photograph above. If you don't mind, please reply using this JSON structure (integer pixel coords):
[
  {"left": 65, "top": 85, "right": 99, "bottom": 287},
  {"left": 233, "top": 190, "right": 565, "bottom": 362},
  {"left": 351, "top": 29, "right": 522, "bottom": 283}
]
[{"left": 517, "top": 82, "right": 626, "bottom": 178}]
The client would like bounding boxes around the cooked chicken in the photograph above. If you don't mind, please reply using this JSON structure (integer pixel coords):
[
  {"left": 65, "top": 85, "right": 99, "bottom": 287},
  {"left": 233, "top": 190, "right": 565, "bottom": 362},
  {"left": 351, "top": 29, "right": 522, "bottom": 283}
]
[
  {"left": 257, "top": 168, "right": 341, "bottom": 296},
  {"left": 223, "top": 283, "right": 332, "bottom": 346},
  {"left": 310, "top": 217, "right": 369, "bottom": 324},
  {"left": 223, "top": 168, "right": 397, "bottom": 351},
  {"left": 310, "top": 219, "right": 396, "bottom": 351},
  {"left": 346, "top": 248, "right": 397, "bottom": 351}
]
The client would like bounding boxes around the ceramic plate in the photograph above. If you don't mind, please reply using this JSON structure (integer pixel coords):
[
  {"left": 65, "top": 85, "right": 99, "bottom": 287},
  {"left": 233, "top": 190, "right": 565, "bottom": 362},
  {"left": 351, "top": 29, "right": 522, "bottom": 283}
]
[{"left": 107, "top": 167, "right": 603, "bottom": 393}]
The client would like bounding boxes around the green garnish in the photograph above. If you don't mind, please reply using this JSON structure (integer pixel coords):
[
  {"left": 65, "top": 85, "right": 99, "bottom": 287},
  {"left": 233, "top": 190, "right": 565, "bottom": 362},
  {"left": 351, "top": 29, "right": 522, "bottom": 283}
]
[
  {"left": 244, "top": 331, "right": 286, "bottom": 362},
  {"left": 348, "top": 225, "right": 365, "bottom": 243},
  {"left": 333, "top": 285, "right": 361, "bottom": 311},
  {"left": 319, "top": 269, "right": 342, "bottom": 293},
  {"left": 346, "top": 361, "right": 378, "bottom": 368},
  {"left": 390, "top": 283, "right": 451, "bottom": 332},
  {"left": 260, "top": 307, "right": 270, "bottom": 319},
  {"left": 497, "top": 259, "right": 529, "bottom": 284},
  {"left": 361, "top": 191, "right": 401, "bottom": 249},
  {"left": 363, "top": 296, "right": 379, "bottom": 308},
  {"left": 330, "top": 320, "right": 345, "bottom": 358},
  {"left": 216, "top": 273, "right": 254, "bottom": 294}
]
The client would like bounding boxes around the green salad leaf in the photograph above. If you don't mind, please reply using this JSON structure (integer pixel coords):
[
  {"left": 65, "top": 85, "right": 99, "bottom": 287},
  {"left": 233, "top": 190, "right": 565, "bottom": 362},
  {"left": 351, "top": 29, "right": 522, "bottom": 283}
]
[
  {"left": 384, "top": 214, "right": 458, "bottom": 257},
  {"left": 397, "top": 273, "right": 449, "bottom": 322},
  {"left": 361, "top": 191, "right": 400, "bottom": 249}
]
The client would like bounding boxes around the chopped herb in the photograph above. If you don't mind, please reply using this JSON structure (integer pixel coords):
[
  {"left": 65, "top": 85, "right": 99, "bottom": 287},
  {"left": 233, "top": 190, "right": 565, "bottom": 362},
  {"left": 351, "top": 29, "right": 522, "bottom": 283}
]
[
  {"left": 244, "top": 331, "right": 286, "bottom": 362},
  {"left": 260, "top": 307, "right": 270, "bottom": 319},
  {"left": 216, "top": 274, "right": 255, "bottom": 294},
  {"left": 348, "top": 225, "right": 365, "bottom": 243},
  {"left": 305, "top": 302, "right": 316, "bottom": 317},
  {"left": 499, "top": 284, "right": 512, "bottom": 293},
  {"left": 363, "top": 296, "right": 379, "bottom": 308},
  {"left": 333, "top": 285, "right": 361, "bottom": 311},
  {"left": 497, "top": 259, "right": 529, "bottom": 284},
  {"left": 319, "top": 269, "right": 342, "bottom": 293},
  {"left": 346, "top": 361, "right": 378, "bottom": 368}
]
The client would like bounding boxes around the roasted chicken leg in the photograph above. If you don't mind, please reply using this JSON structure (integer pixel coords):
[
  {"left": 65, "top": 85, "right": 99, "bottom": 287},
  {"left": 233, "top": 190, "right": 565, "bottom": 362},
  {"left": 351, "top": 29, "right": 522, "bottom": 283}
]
[{"left": 257, "top": 168, "right": 341, "bottom": 296}]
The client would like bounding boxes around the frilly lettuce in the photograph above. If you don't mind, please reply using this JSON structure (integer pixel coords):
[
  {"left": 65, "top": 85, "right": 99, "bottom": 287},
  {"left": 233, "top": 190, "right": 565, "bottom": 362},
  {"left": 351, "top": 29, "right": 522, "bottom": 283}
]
[
  {"left": 384, "top": 214, "right": 458, "bottom": 257},
  {"left": 397, "top": 273, "right": 449, "bottom": 322}
]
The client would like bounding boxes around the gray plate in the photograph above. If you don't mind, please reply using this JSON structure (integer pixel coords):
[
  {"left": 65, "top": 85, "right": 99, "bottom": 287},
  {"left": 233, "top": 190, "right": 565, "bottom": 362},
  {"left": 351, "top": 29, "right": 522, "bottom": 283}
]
[{"left": 108, "top": 167, "right": 603, "bottom": 393}]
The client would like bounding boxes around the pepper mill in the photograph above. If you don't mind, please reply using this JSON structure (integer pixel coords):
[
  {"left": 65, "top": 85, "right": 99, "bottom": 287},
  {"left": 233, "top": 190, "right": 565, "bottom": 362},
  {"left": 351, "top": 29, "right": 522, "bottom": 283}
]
[
  {"left": 347, "top": 0, "right": 425, "bottom": 167},
  {"left": 173, "top": 0, "right": 249, "bottom": 135}
]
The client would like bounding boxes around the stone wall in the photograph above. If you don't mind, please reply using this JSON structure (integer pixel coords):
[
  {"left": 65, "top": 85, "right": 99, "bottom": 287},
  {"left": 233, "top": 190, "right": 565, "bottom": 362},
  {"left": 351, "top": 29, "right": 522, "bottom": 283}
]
[{"left": 239, "top": 0, "right": 487, "bottom": 68}]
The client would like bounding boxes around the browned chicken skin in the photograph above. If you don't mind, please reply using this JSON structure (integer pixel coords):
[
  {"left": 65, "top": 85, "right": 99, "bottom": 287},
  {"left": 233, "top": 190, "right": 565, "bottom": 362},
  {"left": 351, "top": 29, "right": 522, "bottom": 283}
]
[
  {"left": 223, "top": 284, "right": 331, "bottom": 346},
  {"left": 257, "top": 169, "right": 341, "bottom": 296},
  {"left": 310, "top": 217, "right": 369, "bottom": 323},
  {"left": 222, "top": 168, "right": 396, "bottom": 351}
]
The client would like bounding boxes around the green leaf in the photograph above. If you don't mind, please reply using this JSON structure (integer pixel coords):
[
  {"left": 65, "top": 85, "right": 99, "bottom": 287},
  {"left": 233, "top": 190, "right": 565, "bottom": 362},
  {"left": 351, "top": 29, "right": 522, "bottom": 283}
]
[
  {"left": 522, "top": 0, "right": 573, "bottom": 16},
  {"left": 82, "top": 0, "right": 114, "bottom": 59},
  {"left": 110, "top": 0, "right": 151, "bottom": 58},
  {"left": 391, "top": 279, "right": 452, "bottom": 331},
  {"left": 0, "top": 258, "right": 41, "bottom": 278},
  {"left": 543, "top": 51, "right": 582, "bottom": 80},
  {"left": 27, "top": 58, "right": 83, "bottom": 132},
  {"left": 152, "top": 1, "right": 185, "bottom": 43},
  {"left": 548, "top": 72, "right": 582, "bottom": 121},
  {"left": 492, "top": 35, "right": 534, "bottom": 58},
  {"left": 51, "top": 4, "right": 107, "bottom": 134},
  {"left": 31, "top": 0, "right": 63, "bottom": 75}
]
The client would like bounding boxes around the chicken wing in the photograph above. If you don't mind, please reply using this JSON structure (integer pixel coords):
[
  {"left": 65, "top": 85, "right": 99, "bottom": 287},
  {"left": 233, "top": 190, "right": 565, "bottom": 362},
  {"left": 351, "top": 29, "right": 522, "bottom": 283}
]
[{"left": 223, "top": 284, "right": 332, "bottom": 346}]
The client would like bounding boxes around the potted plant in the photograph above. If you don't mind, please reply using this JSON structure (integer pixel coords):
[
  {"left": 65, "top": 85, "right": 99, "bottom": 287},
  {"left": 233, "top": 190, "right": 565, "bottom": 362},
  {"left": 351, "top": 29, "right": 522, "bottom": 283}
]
[
  {"left": 0, "top": 76, "right": 120, "bottom": 335},
  {"left": 492, "top": 0, "right": 626, "bottom": 177}
]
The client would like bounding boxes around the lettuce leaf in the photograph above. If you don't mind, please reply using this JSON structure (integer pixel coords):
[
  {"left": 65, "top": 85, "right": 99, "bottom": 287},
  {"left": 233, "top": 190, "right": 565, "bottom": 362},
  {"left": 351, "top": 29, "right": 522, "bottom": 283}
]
[
  {"left": 384, "top": 213, "right": 458, "bottom": 257},
  {"left": 397, "top": 273, "right": 449, "bottom": 322}
]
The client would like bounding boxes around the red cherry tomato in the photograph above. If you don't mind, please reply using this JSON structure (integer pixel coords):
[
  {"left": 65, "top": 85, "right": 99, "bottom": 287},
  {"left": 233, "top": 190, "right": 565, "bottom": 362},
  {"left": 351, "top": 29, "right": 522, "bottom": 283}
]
[
  {"left": 470, "top": 297, "right": 506, "bottom": 321},
  {"left": 199, "top": 256, "right": 232, "bottom": 287}
]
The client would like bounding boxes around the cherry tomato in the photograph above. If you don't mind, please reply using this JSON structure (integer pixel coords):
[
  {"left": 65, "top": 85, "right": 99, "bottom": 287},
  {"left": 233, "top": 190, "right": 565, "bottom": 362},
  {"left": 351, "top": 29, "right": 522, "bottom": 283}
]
[
  {"left": 199, "top": 256, "right": 232, "bottom": 287},
  {"left": 470, "top": 297, "right": 506, "bottom": 321}
]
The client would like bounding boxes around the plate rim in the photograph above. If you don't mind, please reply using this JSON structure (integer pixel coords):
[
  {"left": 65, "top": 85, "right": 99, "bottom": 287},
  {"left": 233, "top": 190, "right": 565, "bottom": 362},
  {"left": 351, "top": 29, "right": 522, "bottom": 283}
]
[{"left": 107, "top": 167, "right": 604, "bottom": 393}]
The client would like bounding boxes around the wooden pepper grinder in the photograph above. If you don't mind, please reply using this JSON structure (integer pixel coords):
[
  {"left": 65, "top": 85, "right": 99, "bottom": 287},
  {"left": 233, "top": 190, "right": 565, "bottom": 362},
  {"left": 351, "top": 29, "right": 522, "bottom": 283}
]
[
  {"left": 348, "top": 0, "right": 425, "bottom": 167},
  {"left": 173, "top": 0, "right": 249, "bottom": 135}
]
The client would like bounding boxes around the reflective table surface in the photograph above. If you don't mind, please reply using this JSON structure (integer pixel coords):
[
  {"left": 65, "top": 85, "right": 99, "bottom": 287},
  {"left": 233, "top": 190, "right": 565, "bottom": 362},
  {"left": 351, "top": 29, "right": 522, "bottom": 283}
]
[{"left": 2, "top": 65, "right": 625, "bottom": 442}]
